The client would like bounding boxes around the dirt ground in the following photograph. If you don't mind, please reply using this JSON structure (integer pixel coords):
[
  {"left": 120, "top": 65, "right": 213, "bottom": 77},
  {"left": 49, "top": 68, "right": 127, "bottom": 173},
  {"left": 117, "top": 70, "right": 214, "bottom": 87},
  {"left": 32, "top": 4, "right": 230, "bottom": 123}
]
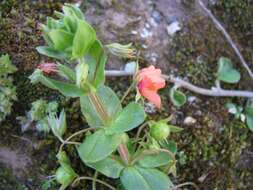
[{"left": 0, "top": 0, "right": 253, "bottom": 189}]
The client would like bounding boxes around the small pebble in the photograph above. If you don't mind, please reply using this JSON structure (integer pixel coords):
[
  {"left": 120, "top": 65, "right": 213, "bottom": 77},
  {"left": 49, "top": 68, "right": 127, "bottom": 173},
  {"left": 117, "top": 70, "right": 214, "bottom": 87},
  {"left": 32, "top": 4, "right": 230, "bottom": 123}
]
[
  {"left": 188, "top": 96, "right": 197, "bottom": 103},
  {"left": 140, "top": 28, "right": 153, "bottom": 38},
  {"left": 144, "top": 102, "right": 157, "bottom": 114},
  {"left": 166, "top": 15, "right": 178, "bottom": 25},
  {"left": 124, "top": 61, "right": 137, "bottom": 74},
  {"left": 183, "top": 116, "right": 197, "bottom": 126},
  {"left": 167, "top": 21, "right": 181, "bottom": 36},
  {"left": 151, "top": 10, "right": 162, "bottom": 24}
]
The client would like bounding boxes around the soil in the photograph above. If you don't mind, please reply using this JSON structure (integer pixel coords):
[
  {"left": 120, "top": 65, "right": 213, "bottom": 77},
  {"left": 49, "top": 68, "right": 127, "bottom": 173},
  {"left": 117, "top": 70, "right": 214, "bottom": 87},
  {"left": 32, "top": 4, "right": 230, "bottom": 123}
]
[{"left": 0, "top": 0, "right": 253, "bottom": 189}]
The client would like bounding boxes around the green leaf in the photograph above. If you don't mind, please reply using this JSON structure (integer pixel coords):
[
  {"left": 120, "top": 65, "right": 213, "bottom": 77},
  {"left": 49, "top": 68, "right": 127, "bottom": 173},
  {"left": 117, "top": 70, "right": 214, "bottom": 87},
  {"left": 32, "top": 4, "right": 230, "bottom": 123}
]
[
  {"left": 75, "top": 60, "right": 89, "bottom": 88},
  {"left": 56, "top": 164, "right": 77, "bottom": 190},
  {"left": 217, "top": 57, "right": 241, "bottom": 83},
  {"left": 77, "top": 129, "right": 123, "bottom": 163},
  {"left": 169, "top": 88, "right": 186, "bottom": 107},
  {"left": 85, "top": 40, "right": 107, "bottom": 88},
  {"left": 57, "top": 63, "right": 76, "bottom": 82},
  {"left": 138, "top": 140, "right": 177, "bottom": 169},
  {"left": 87, "top": 156, "right": 124, "bottom": 179},
  {"left": 48, "top": 110, "right": 67, "bottom": 139},
  {"left": 169, "top": 125, "right": 183, "bottom": 133},
  {"left": 49, "top": 29, "right": 74, "bottom": 51},
  {"left": 80, "top": 85, "right": 122, "bottom": 127},
  {"left": 64, "top": 16, "right": 77, "bottom": 33},
  {"left": 120, "top": 166, "right": 173, "bottom": 190},
  {"left": 246, "top": 115, "right": 253, "bottom": 132},
  {"left": 72, "top": 20, "right": 96, "bottom": 59},
  {"left": 160, "top": 140, "right": 177, "bottom": 154},
  {"left": 137, "top": 152, "right": 173, "bottom": 168},
  {"left": 29, "top": 69, "right": 87, "bottom": 97},
  {"left": 106, "top": 102, "right": 146, "bottom": 134},
  {"left": 57, "top": 151, "right": 71, "bottom": 166},
  {"left": 46, "top": 17, "right": 62, "bottom": 30},
  {"left": 63, "top": 3, "right": 85, "bottom": 20},
  {"left": 245, "top": 106, "right": 253, "bottom": 132},
  {"left": 36, "top": 46, "right": 67, "bottom": 60},
  {"left": 0, "top": 54, "right": 17, "bottom": 75},
  {"left": 56, "top": 151, "right": 77, "bottom": 190}
]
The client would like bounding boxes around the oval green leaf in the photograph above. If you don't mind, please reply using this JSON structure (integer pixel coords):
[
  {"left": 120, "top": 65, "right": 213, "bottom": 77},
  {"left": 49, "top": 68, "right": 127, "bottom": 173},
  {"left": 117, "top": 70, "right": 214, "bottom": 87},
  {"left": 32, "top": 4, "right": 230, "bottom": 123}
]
[
  {"left": 77, "top": 129, "right": 123, "bottom": 163},
  {"left": 80, "top": 85, "right": 121, "bottom": 127},
  {"left": 217, "top": 57, "right": 241, "bottom": 83},
  {"left": 72, "top": 20, "right": 96, "bottom": 59},
  {"left": 169, "top": 88, "right": 186, "bottom": 107},
  {"left": 87, "top": 156, "right": 124, "bottom": 179},
  {"left": 120, "top": 166, "right": 174, "bottom": 190},
  {"left": 106, "top": 102, "right": 146, "bottom": 135}
]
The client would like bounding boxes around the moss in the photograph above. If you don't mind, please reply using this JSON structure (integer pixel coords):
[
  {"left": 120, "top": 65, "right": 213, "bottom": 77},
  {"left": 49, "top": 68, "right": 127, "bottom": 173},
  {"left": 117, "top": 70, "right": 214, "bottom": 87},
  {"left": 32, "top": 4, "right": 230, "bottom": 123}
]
[
  {"left": 175, "top": 118, "right": 252, "bottom": 189},
  {"left": 0, "top": 163, "right": 28, "bottom": 190}
]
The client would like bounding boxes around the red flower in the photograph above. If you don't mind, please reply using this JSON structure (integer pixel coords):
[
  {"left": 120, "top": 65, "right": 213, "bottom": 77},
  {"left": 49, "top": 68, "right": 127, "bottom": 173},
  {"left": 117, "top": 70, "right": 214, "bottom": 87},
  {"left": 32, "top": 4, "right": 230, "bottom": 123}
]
[
  {"left": 137, "top": 65, "right": 166, "bottom": 109},
  {"left": 37, "top": 63, "right": 58, "bottom": 74}
]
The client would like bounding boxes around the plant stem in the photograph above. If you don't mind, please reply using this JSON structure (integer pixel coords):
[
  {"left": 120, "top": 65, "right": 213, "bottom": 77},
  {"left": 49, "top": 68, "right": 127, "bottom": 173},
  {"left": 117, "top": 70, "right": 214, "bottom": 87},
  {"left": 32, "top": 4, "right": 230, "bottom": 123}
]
[
  {"left": 106, "top": 71, "right": 253, "bottom": 97},
  {"left": 120, "top": 81, "right": 136, "bottom": 103},
  {"left": 172, "top": 182, "right": 199, "bottom": 190},
  {"left": 92, "top": 171, "right": 98, "bottom": 190},
  {"left": 198, "top": 0, "right": 253, "bottom": 81},
  {"left": 72, "top": 176, "right": 116, "bottom": 190},
  {"left": 89, "top": 93, "right": 109, "bottom": 122},
  {"left": 135, "top": 121, "right": 149, "bottom": 140},
  {"left": 118, "top": 144, "right": 129, "bottom": 165},
  {"left": 59, "top": 128, "right": 94, "bottom": 152},
  {"left": 163, "top": 75, "right": 253, "bottom": 98}
]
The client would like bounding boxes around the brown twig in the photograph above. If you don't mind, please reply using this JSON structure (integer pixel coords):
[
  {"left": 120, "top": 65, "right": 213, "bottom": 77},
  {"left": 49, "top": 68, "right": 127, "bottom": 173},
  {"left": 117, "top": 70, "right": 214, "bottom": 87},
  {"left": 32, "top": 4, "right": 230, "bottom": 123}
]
[{"left": 198, "top": 0, "right": 253, "bottom": 80}]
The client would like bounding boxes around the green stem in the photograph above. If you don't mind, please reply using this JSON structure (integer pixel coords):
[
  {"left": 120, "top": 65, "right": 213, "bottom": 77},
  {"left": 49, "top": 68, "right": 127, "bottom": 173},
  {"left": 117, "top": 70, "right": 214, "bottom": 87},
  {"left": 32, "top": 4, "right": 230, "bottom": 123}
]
[
  {"left": 72, "top": 176, "right": 116, "bottom": 190},
  {"left": 58, "top": 127, "right": 94, "bottom": 153},
  {"left": 92, "top": 171, "right": 98, "bottom": 190},
  {"left": 118, "top": 144, "right": 129, "bottom": 165},
  {"left": 120, "top": 81, "right": 136, "bottom": 104},
  {"left": 171, "top": 182, "right": 199, "bottom": 190}
]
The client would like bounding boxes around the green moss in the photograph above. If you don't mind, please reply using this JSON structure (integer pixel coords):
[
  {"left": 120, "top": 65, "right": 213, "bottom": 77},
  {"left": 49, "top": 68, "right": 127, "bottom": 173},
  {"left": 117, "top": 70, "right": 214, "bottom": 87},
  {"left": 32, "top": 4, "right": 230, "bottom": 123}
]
[{"left": 0, "top": 163, "right": 28, "bottom": 190}]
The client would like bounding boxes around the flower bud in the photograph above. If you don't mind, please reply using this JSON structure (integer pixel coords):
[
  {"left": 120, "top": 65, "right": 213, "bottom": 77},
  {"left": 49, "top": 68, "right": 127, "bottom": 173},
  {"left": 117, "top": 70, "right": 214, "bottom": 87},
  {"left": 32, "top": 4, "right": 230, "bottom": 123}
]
[
  {"left": 75, "top": 61, "right": 89, "bottom": 89},
  {"left": 106, "top": 43, "right": 136, "bottom": 58},
  {"left": 150, "top": 121, "right": 170, "bottom": 141}
]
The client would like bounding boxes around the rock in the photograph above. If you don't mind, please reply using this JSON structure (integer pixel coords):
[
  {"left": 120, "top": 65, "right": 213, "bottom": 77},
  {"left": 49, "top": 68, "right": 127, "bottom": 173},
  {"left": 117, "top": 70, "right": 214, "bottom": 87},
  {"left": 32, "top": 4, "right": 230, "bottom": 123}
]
[
  {"left": 183, "top": 116, "right": 197, "bottom": 126},
  {"left": 97, "top": 0, "right": 113, "bottom": 7},
  {"left": 188, "top": 96, "right": 197, "bottom": 103},
  {"left": 144, "top": 102, "right": 157, "bottom": 114},
  {"left": 140, "top": 27, "right": 153, "bottom": 38},
  {"left": 151, "top": 10, "right": 162, "bottom": 24},
  {"left": 166, "top": 15, "right": 178, "bottom": 25},
  {"left": 167, "top": 21, "right": 181, "bottom": 36},
  {"left": 124, "top": 61, "right": 137, "bottom": 74},
  {"left": 208, "top": 0, "right": 218, "bottom": 6}
]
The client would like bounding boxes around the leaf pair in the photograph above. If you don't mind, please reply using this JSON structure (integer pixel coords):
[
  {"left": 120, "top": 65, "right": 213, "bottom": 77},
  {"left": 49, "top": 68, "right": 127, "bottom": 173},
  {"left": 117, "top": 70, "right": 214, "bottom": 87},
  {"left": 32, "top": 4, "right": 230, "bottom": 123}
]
[{"left": 78, "top": 85, "right": 146, "bottom": 164}]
